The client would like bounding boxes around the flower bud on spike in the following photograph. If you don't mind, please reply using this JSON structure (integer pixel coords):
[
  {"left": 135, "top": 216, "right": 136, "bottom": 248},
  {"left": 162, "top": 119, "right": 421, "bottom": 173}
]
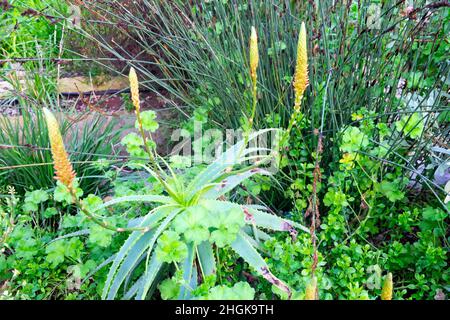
[
  {"left": 293, "top": 22, "right": 309, "bottom": 111},
  {"left": 43, "top": 108, "right": 76, "bottom": 189}
]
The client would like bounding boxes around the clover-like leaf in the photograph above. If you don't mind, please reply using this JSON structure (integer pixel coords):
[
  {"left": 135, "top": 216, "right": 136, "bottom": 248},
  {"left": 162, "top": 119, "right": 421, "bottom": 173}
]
[
  {"left": 378, "top": 180, "right": 404, "bottom": 202},
  {"left": 121, "top": 132, "right": 144, "bottom": 155},
  {"left": 136, "top": 110, "right": 159, "bottom": 132},
  {"left": 201, "top": 282, "right": 255, "bottom": 300},
  {"left": 158, "top": 277, "right": 180, "bottom": 300},
  {"left": 172, "top": 206, "right": 210, "bottom": 244},
  {"left": 43, "top": 207, "right": 58, "bottom": 219},
  {"left": 340, "top": 126, "right": 369, "bottom": 153},
  {"left": 209, "top": 207, "right": 244, "bottom": 247},
  {"left": 395, "top": 113, "right": 424, "bottom": 139},
  {"left": 54, "top": 180, "right": 83, "bottom": 204},
  {"left": 45, "top": 241, "right": 66, "bottom": 268},
  {"left": 89, "top": 224, "right": 115, "bottom": 248},
  {"left": 82, "top": 194, "right": 106, "bottom": 215},
  {"left": 155, "top": 230, "right": 188, "bottom": 263}
]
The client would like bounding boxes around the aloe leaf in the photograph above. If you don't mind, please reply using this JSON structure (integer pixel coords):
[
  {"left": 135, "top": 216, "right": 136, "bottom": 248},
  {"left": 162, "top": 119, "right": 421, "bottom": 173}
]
[
  {"left": 197, "top": 241, "right": 216, "bottom": 277},
  {"left": 231, "top": 231, "right": 291, "bottom": 298},
  {"left": 102, "top": 232, "right": 146, "bottom": 299},
  {"left": 244, "top": 206, "right": 309, "bottom": 234},
  {"left": 202, "top": 168, "right": 271, "bottom": 199},
  {"left": 200, "top": 199, "right": 308, "bottom": 235},
  {"left": 124, "top": 253, "right": 147, "bottom": 292},
  {"left": 136, "top": 253, "right": 164, "bottom": 300},
  {"left": 241, "top": 225, "right": 272, "bottom": 242},
  {"left": 106, "top": 229, "right": 156, "bottom": 300},
  {"left": 238, "top": 227, "right": 262, "bottom": 250},
  {"left": 123, "top": 274, "right": 143, "bottom": 300},
  {"left": 178, "top": 243, "right": 196, "bottom": 300},
  {"left": 81, "top": 254, "right": 116, "bottom": 286},
  {"left": 102, "top": 205, "right": 171, "bottom": 299},
  {"left": 46, "top": 229, "right": 90, "bottom": 244},
  {"left": 244, "top": 204, "right": 270, "bottom": 211},
  {"left": 187, "top": 129, "right": 276, "bottom": 198},
  {"left": 96, "top": 195, "right": 173, "bottom": 212},
  {"left": 189, "top": 266, "right": 198, "bottom": 297},
  {"left": 143, "top": 208, "right": 183, "bottom": 274}
]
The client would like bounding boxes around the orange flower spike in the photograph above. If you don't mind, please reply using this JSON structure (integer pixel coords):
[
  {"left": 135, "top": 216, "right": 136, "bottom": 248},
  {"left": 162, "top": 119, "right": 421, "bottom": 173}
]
[
  {"left": 129, "top": 67, "right": 140, "bottom": 113},
  {"left": 43, "top": 108, "right": 76, "bottom": 189}
]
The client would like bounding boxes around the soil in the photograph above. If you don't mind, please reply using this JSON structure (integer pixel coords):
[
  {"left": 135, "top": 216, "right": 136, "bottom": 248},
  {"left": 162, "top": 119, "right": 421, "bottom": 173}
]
[
  {"left": 60, "top": 89, "right": 178, "bottom": 155},
  {"left": 61, "top": 90, "right": 169, "bottom": 114}
]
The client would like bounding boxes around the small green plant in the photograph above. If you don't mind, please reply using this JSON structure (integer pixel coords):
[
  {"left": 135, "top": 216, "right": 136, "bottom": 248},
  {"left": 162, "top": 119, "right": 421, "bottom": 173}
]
[{"left": 120, "top": 93, "right": 135, "bottom": 112}]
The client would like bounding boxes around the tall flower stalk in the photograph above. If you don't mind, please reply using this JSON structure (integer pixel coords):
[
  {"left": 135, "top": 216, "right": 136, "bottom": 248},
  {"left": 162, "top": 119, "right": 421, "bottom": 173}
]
[
  {"left": 128, "top": 67, "right": 180, "bottom": 202},
  {"left": 280, "top": 21, "right": 309, "bottom": 147},
  {"left": 129, "top": 67, "right": 157, "bottom": 165},
  {"left": 43, "top": 107, "right": 148, "bottom": 233},
  {"left": 241, "top": 26, "right": 259, "bottom": 155},
  {"left": 292, "top": 22, "right": 309, "bottom": 111},
  {"left": 43, "top": 108, "right": 76, "bottom": 190},
  {"left": 249, "top": 26, "right": 259, "bottom": 129}
]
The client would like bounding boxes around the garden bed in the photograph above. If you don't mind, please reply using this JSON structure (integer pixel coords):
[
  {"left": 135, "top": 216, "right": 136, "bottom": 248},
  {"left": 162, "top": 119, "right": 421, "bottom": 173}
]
[{"left": 0, "top": 0, "right": 448, "bottom": 302}]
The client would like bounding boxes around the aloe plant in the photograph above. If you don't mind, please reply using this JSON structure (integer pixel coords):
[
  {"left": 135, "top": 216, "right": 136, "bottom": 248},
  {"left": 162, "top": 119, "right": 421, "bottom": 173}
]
[{"left": 97, "top": 127, "right": 308, "bottom": 300}]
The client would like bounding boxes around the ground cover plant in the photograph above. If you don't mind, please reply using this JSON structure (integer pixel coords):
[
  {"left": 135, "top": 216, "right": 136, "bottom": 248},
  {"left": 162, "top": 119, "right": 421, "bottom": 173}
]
[{"left": 0, "top": 0, "right": 448, "bottom": 301}]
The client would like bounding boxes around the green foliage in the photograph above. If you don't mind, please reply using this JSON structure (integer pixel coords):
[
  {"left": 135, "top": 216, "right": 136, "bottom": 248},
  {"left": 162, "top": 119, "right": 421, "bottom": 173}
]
[
  {"left": 197, "top": 282, "right": 255, "bottom": 300},
  {"left": 23, "top": 190, "right": 49, "bottom": 213},
  {"left": 0, "top": 1, "right": 69, "bottom": 100},
  {"left": 395, "top": 113, "right": 425, "bottom": 139},
  {"left": 1, "top": 0, "right": 448, "bottom": 302},
  {"left": 158, "top": 276, "right": 181, "bottom": 300},
  {"left": 45, "top": 238, "right": 84, "bottom": 268},
  {"left": 209, "top": 206, "right": 245, "bottom": 248},
  {"left": 172, "top": 206, "right": 210, "bottom": 245},
  {"left": 0, "top": 187, "right": 132, "bottom": 299},
  {"left": 155, "top": 231, "right": 188, "bottom": 264},
  {"left": 340, "top": 127, "right": 369, "bottom": 153},
  {"left": 136, "top": 111, "right": 159, "bottom": 133},
  {"left": 0, "top": 0, "right": 67, "bottom": 59}
]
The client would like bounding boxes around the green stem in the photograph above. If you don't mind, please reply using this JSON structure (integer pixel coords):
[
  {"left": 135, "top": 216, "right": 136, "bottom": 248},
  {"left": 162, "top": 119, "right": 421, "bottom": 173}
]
[{"left": 71, "top": 189, "right": 150, "bottom": 233}]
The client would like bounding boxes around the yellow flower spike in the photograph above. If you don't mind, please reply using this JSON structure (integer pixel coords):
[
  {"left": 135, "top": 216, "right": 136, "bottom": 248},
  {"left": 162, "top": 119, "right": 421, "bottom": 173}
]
[
  {"left": 381, "top": 272, "right": 393, "bottom": 300},
  {"left": 249, "top": 26, "right": 259, "bottom": 87},
  {"left": 293, "top": 21, "right": 309, "bottom": 111},
  {"left": 128, "top": 67, "right": 161, "bottom": 170},
  {"left": 245, "top": 26, "right": 259, "bottom": 136},
  {"left": 304, "top": 276, "right": 318, "bottom": 300},
  {"left": 129, "top": 67, "right": 140, "bottom": 113},
  {"left": 43, "top": 108, "right": 76, "bottom": 189},
  {"left": 280, "top": 22, "right": 310, "bottom": 152}
]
